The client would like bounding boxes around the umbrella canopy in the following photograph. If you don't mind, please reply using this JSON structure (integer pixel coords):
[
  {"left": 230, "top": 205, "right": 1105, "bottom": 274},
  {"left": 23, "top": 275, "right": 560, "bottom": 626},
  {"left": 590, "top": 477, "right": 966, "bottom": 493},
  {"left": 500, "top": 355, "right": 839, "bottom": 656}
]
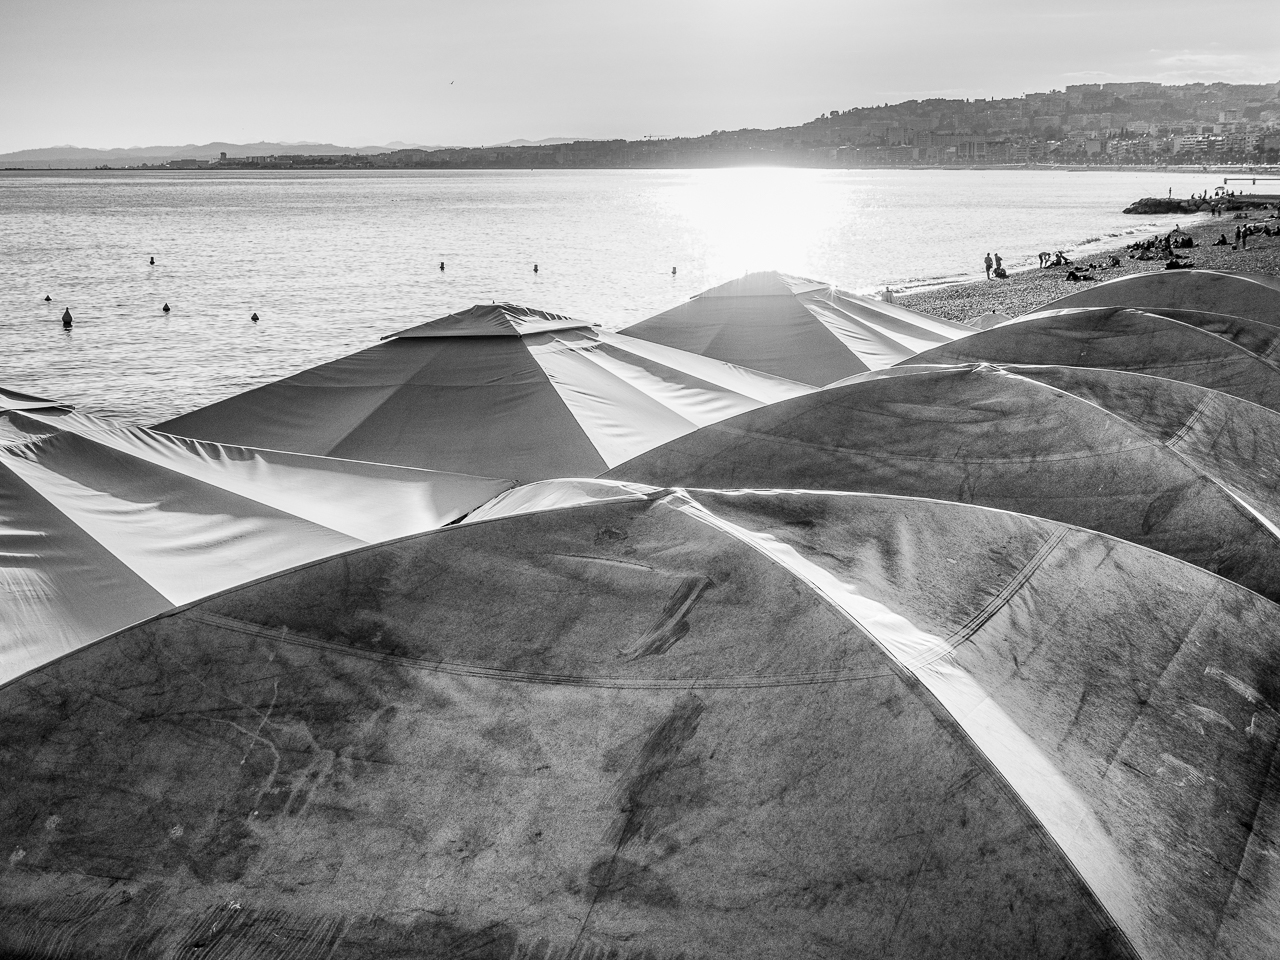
[
  {"left": 0, "top": 399, "right": 512, "bottom": 686},
  {"left": 969, "top": 309, "right": 1016, "bottom": 329},
  {"left": 0, "top": 385, "right": 71, "bottom": 414},
  {"left": 156, "top": 303, "right": 811, "bottom": 483},
  {"left": 908, "top": 307, "right": 1280, "bottom": 411},
  {"left": 607, "top": 363, "right": 1280, "bottom": 599},
  {"left": 620, "top": 270, "right": 973, "bottom": 385},
  {"left": 2, "top": 485, "right": 1278, "bottom": 958},
  {"left": 1027, "top": 269, "right": 1280, "bottom": 326}
]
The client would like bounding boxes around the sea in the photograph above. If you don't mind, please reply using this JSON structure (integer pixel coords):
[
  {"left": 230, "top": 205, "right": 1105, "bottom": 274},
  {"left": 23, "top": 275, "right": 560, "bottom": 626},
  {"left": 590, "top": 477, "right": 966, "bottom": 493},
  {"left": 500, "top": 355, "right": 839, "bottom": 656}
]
[{"left": 0, "top": 167, "right": 1225, "bottom": 424}]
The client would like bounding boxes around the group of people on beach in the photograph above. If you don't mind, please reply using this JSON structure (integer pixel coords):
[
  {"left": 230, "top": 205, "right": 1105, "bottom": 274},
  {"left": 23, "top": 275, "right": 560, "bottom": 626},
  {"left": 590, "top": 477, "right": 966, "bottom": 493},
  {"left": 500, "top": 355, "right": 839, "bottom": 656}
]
[
  {"left": 1037, "top": 250, "right": 1072, "bottom": 269},
  {"left": 978, "top": 205, "right": 1279, "bottom": 285},
  {"left": 983, "top": 252, "right": 1006, "bottom": 280},
  {"left": 982, "top": 247, "right": 1118, "bottom": 281},
  {"left": 1213, "top": 221, "right": 1277, "bottom": 250},
  {"left": 1127, "top": 227, "right": 1197, "bottom": 269}
]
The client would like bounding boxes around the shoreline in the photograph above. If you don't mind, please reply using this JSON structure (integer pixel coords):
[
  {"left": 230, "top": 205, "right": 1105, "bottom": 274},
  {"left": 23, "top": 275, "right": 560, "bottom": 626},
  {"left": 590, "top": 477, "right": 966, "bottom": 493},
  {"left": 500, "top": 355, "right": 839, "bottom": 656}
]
[
  {"left": 5, "top": 163, "right": 1280, "bottom": 174},
  {"left": 896, "top": 210, "right": 1280, "bottom": 323}
]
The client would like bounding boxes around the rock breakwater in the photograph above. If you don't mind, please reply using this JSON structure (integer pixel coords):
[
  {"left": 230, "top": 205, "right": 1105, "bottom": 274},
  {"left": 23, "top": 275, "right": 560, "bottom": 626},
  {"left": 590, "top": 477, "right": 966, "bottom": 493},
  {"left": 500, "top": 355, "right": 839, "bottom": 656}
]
[{"left": 1125, "top": 196, "right": 1270, "bottom": 214}]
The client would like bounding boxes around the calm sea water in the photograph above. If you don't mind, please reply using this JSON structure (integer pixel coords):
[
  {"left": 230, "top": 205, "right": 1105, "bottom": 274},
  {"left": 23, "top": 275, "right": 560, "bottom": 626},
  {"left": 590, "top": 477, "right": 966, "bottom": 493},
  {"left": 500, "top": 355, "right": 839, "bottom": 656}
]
[{"left": 0, "top": 168, "right": 1220, "bottom": 423}]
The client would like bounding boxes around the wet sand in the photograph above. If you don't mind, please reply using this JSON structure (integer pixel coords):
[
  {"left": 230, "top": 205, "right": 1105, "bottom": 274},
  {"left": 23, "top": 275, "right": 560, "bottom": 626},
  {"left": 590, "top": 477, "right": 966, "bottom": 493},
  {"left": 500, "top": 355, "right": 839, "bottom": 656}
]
[{"left": 897, "top": 211, "right": 1280, "bottom": 323}]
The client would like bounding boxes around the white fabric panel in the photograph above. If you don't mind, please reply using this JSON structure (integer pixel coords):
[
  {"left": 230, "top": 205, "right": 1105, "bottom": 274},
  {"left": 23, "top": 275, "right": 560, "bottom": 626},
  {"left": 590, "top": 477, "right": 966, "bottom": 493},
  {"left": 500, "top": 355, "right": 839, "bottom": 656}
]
[
  {"left": 598, "top": 331, "right": 813, "bottom": 405},
  {"left": 52, "top": 412, "right": 513, "bottom": 543},
  {"left": 0, "top": 459, "right": 172, "bottom": 686},
  {"left": 675, "top": 490, "right": 1148, "bottom": 944},
  {"left": 581, "top": 343, "right": 771, "bottom": 428},
  {"left": 0, "top": 386, "right": 71, "bottom": 413},
  {"left": 0, "top": 404, "right": 515, "bottom": 687},
  {"left": 532, "top": 345, "right": 701, "bottom": 468},
  {"left": 463, "top": 478, "right": 659, "bottom": 524},
  {"left": 801, "top": 288, "right": 974, "bottom": 370},
  {"left": 530, "top": 330, "right": 786, "bottom": 434},
  {"left": 0, "top": 436, "right": 365, "bottom": 606}
]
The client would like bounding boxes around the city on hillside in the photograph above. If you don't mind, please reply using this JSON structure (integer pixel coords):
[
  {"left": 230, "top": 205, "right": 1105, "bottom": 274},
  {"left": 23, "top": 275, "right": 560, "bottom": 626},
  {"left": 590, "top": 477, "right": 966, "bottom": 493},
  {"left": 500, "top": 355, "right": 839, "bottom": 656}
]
[{"left": 137, "top": 80, "right": 1280, "bottom": 170}]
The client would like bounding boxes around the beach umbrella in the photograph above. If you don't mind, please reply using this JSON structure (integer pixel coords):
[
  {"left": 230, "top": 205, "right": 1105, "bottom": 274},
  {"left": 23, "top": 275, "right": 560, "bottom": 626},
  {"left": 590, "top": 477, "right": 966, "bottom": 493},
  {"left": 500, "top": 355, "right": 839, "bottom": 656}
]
[
  {"left": 2, "top": 484, "right": 1278, "bottom": 958},
  {"left": 156, "top": 303, "right": 811, "bottom": 483},
  {"left": 1026, "top": 269, "right": 1280, "bottom": 326},
  {"left": 0, "top": 396, "right": 512, "bottom": 686},
  {"left": 620, "top": 270, "right": 973, "bottom": 386},
  {"left": 907, "top": 307, "right": 1280, "bottom": 411},
  {"left": 606, "top": 363, "right": 1280, "bottom": 599}
]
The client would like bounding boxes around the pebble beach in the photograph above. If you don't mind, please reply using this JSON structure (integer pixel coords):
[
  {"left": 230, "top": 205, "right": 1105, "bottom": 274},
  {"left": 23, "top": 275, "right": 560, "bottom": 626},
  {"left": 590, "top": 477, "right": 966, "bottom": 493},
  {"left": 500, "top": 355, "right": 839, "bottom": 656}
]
[{"left": 897, "top": 208, "right": 1280, "bottom": 323}]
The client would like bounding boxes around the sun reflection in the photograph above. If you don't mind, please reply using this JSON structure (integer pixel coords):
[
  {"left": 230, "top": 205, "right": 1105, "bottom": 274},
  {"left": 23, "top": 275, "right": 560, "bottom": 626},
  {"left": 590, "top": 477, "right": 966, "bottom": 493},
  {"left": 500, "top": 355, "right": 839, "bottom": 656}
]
[{"left": 661, "top": 168, "right": 846, "bottom": 280}]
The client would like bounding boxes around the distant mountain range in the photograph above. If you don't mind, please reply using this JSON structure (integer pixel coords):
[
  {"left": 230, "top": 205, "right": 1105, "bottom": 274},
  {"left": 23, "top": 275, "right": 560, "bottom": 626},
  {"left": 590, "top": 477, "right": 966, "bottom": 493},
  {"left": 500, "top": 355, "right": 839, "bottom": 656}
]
[{"left": 0, "top": 138, "right": 588, "bottom": 168}]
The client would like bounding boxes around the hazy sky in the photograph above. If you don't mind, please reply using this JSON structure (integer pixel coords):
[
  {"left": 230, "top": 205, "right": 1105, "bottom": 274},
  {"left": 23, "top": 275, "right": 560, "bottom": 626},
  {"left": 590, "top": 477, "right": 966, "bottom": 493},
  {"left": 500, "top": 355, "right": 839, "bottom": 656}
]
[{"left": 2, "top": 0, "right": 1277, "bottom": 152}]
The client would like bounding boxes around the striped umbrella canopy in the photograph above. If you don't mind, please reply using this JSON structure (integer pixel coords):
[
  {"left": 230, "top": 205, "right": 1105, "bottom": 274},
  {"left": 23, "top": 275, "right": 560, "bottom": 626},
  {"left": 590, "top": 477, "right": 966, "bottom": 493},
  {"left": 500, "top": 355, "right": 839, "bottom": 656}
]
[
  {"left": 157, "top": 303, "right": 812, "bottom": 483},
  {"left": 0, "top": 396, "right": 512, "bottom": 686},
  {"left": 620, "top": 270, "right": 973, "bottom": 386},
  {"left": 2, "top": 483, "right": 1278, "bottom": 958}
]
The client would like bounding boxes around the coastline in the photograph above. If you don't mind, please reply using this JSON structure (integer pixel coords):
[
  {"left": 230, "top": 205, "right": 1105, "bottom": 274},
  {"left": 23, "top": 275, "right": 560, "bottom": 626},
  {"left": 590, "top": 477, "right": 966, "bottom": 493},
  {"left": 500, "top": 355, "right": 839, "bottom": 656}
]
[{"left": 896, "top": 209, "right": 1280, "bottom": 322}]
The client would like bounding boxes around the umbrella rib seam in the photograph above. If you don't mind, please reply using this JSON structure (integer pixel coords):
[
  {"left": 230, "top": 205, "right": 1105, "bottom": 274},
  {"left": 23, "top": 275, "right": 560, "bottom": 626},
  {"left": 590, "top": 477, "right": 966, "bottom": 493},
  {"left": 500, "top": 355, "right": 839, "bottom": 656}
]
[{"left": 182, "top": 610, "right": 897, "bottom": 688}]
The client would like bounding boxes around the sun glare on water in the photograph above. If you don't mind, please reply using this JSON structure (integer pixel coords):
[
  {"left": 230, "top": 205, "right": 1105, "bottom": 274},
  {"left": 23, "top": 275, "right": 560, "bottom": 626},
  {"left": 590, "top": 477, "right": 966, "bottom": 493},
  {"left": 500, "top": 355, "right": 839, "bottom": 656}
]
[{"left": 662, "top": 168, "right": 848, "bottom": 281}]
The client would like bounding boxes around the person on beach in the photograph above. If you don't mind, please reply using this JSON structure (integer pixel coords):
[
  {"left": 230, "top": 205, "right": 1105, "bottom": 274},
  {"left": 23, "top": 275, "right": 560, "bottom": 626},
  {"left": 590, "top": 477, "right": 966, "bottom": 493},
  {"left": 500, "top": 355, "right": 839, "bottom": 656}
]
[{"left": 984, "top": 253, "right": 993, "bottom": 280}]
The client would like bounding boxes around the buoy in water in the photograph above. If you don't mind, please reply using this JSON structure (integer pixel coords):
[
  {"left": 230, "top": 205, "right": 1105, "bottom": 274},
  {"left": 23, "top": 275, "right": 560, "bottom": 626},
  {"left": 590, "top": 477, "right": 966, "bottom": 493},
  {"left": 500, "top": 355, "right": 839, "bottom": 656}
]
[
  {"left": 162, "top": 303, "right": 171, "bottom": 313},
  {"left": 62, "top": 308, "right": 73, "bottom": 328},
  {"left": 439, "top": 261, "right": 445, "bottom": 271},
  {"left": 672, "top": 267, "right": 677, "bottom": 276},
  {"left": 533, "top": 264, "right": 539, "bottom": 273},
  {"left": 251, "top": 313, "right": 259, "bottom": 322},
  {"left": 149, "top": 257, "right": 155, "bottom": 266},
  {"left": 44, "top": 295, "right": 52, "bottom": 302}
]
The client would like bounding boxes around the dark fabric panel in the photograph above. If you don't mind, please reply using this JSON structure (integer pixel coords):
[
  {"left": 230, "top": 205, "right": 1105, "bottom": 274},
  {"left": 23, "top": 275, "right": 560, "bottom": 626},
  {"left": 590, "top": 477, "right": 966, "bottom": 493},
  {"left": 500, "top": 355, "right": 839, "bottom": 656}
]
[
  {"left": 1035, "top": 270, "right": 1280, "bottom": 327},
  {"left": 158, "top": 339, "right": 607, "bottom": 481}
]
